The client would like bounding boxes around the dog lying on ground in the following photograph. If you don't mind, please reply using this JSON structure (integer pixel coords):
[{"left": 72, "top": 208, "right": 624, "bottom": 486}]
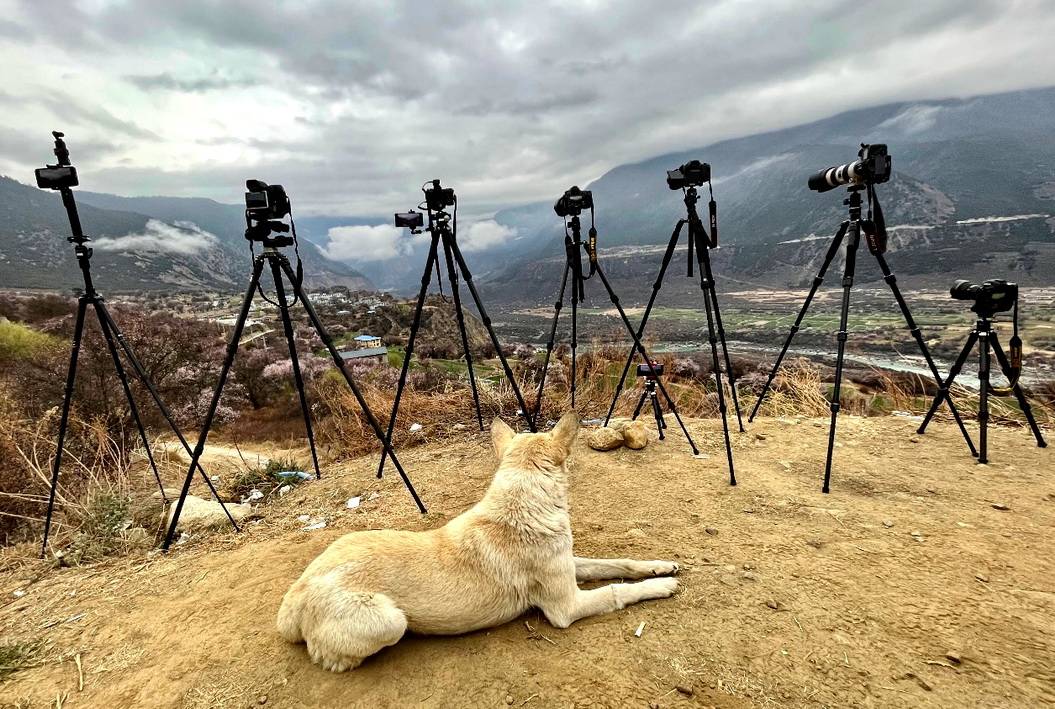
[{"left": 277, "top": 412, "right": 680, "bottom": 672}]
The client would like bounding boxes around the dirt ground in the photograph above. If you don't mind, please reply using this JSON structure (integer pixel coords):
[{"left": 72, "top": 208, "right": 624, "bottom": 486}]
[{"left": 1, "top": 415, "right": 1053, "bottom": 708}]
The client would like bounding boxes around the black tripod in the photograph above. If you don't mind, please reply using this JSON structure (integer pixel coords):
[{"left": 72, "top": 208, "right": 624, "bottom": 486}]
[
  {"left": 749, "top": 185, "right": 977, "bottom": 492},
  {"left": 602, "top": 181, "right": 741, "bottom": 484},
  {"left": 35, "top": 132, "right": 237, "bottom": 557},
  {"left": 377, "top": 181, "right": 536, "bottom": 479},
  {"left": 918, "top": 313, "right": 1046, "bottom": 463},
  {"left": 532, "top": 188, "right": 704, "bottom": 463},
  {"left": 633, "top": 374, "right": 668, "bottom": 439},
  {"left": 162, "top": 193, "right": 426, "bottom": 550}
]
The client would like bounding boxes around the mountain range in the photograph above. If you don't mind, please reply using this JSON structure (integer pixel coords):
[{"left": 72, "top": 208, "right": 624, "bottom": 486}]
[
  {"left": 1, "top": 85, "right": 1053, "bottom": 299},
  {"left": 0, "top": 177, "right": 371, "bottom": 293},
  {"left": 479, "top": 85, "right": 1055, "bottom": 304}
]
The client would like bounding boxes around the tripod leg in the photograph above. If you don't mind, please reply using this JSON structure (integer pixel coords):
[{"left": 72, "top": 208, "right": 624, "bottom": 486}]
[
  {"left": 822, "top": 223, "right": 861, "bottom": 493},
  {"left": 750, "top": 222, "right": 848, "bottom": 422},
  {"left": 268, "top": 257, "right": 322, "bottom": 480},
  {"left": 632, "top": 390, "right": 647, "bottom": 420},
  {"left": 91, "top": 300, "right": 166, "bottom": 500},
  {"left": 532, "top": 262, "right": 570, "bottom": 428},
  {"left": 162, "top": 260, "right": 264, "bottom": 549},
  {"left": 978, "top": 330, "right": 990, "bottom": 464},
  {"left": 448, "top": 240, "right": 536, "bottom": 431},
  {"left": 919, "top": 332, "right": 977, "bottom": 437},
  {"left": 592, "top": 262, "right": 701, "bottom": 457},
  {"left": 873, "top": 253, "right": 977, "bottom": 456},
  {"left": 40, "top": 296, "right": 89, "bottom": 557},
  {"left": 698, "top": 246, "right": 745, "bottom": 432},
  {"left": 279, "top": 259, "right": 427, "bottom": 513},
  {"left": 991, "top": 337, "right": 1047, "bottom": 448},
  {"left": 698, "top": 265, "right": 737, "bottom": 485},
  {"left": 571, "top": 282, "right": 578, "bottom": 408},
  {"left": 651, "top": 394, "right": 666, "bottom": 440},
  {"left": 605, "top": 221, "right": 685, "bottom": 426},
  {"left": 377, "top": 232, "right": 441, "bottom": 478},
  {"left": 441, "top": 235, "right": 483, "bottom": 431},
  {"left": 95, "top": 302, "right": 236, "bottom": 518}
]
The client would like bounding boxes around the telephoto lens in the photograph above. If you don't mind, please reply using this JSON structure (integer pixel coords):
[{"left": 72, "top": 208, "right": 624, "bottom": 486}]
[{"left": 808, "top": 143, "right": 891, "bottom": 193}]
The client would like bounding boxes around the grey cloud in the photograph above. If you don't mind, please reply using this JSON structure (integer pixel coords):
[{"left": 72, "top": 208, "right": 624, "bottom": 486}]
[
  {"left": 126, "top": 72, "right": 256, "bottom": 92},
  {"left": 3, "top": 0, "right": 1055, "bottom": 225}
]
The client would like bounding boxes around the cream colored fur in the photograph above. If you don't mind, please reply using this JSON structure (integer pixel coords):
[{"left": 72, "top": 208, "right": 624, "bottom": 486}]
[{"left": 276, "top": 412, "right": 680, "bottom": 672}]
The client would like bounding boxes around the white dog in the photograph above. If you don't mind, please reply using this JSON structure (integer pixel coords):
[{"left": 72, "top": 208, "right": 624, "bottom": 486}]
[{"left": 277, "top": 412, "right": 680, "bottom": 671}]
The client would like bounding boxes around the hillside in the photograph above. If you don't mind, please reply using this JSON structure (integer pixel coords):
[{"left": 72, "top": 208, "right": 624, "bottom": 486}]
[
  {"left": 0, "top": 177, "right": 373, "bottom": 292},
  {"left": 481, "top": 86, "right": 1055, "bottom": 305},
  {"left": 1, "top": 416, "right": 1052, "bottom": 707}
]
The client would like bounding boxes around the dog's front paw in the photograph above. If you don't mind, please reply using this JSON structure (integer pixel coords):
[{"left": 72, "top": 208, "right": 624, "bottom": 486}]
[
  {"left": 646, "top": 560, "right": 680, "bottom": 577},
  {"left": 644, "top": 576, "right": 679, "bottom": 598}
]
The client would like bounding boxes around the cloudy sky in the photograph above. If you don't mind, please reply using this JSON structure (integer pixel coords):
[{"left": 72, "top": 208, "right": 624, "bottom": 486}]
[{"left": 2, "top": 0, "right": 1054, "bottom": 222}]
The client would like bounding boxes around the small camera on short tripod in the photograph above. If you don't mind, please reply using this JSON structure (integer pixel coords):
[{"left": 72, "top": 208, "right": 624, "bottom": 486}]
[
  {"left": 244, "top": 179, "right": 293, "bottom": 247},
  {"left": 35, "top": 131, "right": 79, "bottom": 190},
  {"left": 636, "top": 362, "right": 664, "bottom": 378},
  {"left": 666, "top": 160, "right": 710, "bottom": 191},
  {"left": 554, "top": 186, "right": 593, "bottom": 217},
  {"left": 951, "top": 279, "right": 1018, "bottom": 317}
]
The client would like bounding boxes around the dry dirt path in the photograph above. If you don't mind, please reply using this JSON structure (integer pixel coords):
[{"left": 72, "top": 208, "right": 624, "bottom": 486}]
[{"left": 1, "top": 416, "right": 1053, "bottom": 708}]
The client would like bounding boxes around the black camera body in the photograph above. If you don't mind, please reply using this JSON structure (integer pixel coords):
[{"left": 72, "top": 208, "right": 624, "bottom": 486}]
[
  {"left": 244, "top": 179, "right": 293, "bottom": 247},
  {"left": 808, "top": 143, "right": 892, "bottom": 193},
  {"left": 636, "top": 362, "right": 664, "bottom": 378},
  {"left": 951, "top": 279, "right": 1018, "bottom": 317},
  {"left": 245, "top": 179, "right": 291, "bottom": 221},
  {"left": 394, "top": 211, "right": 424, "bottom": 231},
  {"left": 554, "top": 186, "right": 593, "bottom": 217},
  {"left": 666, "top": 160, "right": 711, "bottom": 190},
  {"left": 424, "top": 179, "right": 455, "bottom": 212}
]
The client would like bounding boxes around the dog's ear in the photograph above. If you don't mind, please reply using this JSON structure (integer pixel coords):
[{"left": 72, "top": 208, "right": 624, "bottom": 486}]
[
  {"left": 491, "top": 417, "right": 515, "bottom": 458},
  {"left": 550, "top": 411, "right": 580, "bottom": 452}
]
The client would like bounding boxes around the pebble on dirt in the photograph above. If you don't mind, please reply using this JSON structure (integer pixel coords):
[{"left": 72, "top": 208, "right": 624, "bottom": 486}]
[
  {"left": 675, "top": 684, "right": 694, "bottom": 696},
  {"left": 991, "top": 502, "right": 1011, "bottom": 510},
  {"left": 704, "top": 527, "right": 718, "bottom": 536}
]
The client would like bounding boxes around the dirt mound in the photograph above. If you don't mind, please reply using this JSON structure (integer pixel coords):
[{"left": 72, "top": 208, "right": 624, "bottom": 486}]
[{"left": 1, "top": 416, "right": 1052, "bottom": 708}]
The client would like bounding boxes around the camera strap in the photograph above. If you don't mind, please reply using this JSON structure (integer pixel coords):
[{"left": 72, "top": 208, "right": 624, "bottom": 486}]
[
  {"left": 708, "top": 180, "right": 718, "bottom": 248},
  {"left": 586, "top": 208, "right": 598, "bottom": 278},
  {"left": 863, "top": 184, "right": 888, "bottom": 255}
]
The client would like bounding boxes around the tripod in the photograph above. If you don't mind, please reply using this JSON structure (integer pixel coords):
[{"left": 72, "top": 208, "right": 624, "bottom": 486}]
[
  {"left": 531, "top": 194, "right": 704, "bottom": 464},
  {"left": 602, "top": 183, "right": 742, "bottom": 484},
  {"left": 377, "top": 182, "right": 536, "bottom": 479},
  {"left": 36, "top": 132, "right": 237, "bottom": 557},
  {"left": 749, "top": 185, "right": 977, "bottom": 491},
  {"left": 918, "top": 316, "right": 1046, "bottom": 463},
  {"left": 163, "top": 241, "right": 426, "bottom": 550},
  {"left": 633, "top": 376, "right": 668, "bottom": 439}
]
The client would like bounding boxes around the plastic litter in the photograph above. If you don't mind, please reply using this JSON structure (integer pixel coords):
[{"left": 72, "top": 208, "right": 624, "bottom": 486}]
[
  {"left": 409, "top": 423, "right": 424, "bottom": 433},
  {"left": 346, "top": 497, "right": 361, "bottom": 509},
  {"left": 242, "top": 489, "right": 264, "bottom": 504},
  {"left": 276, "top": 471, "right": 313, "bottom": 481}
]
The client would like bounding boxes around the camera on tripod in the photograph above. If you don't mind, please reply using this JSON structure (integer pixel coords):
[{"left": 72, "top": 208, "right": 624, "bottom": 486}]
[
  {"left": 424, "top": 179, "right": 456, "bottom": 212},
  {"left": 35, "top": 131, "right": 79, "bottom": 190},
  {"left": 244, "top": 179, "right": 293, "bottom": 247},
  {"left": 636, "top": 361, "right": 664, "bottom": 378},
  {"left": 808, "top": 143, "right": 891, "bottom": 193},
  {"left": 666, "top": 160, "right": 710, "bottom": 190},
  {"left": 554, "top": 186, "right": 593, "bottom": 217},
  {"left": 951, "top": 279, "right": 1018, "bottom": 317}
]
